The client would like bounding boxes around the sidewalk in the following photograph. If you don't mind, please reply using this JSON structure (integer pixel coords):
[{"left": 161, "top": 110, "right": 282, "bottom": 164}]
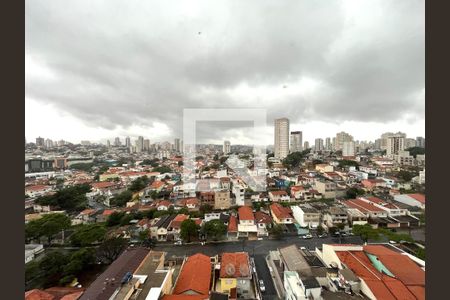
[{"left": 265, "top": 255, "right": 284, "bottom": 299}]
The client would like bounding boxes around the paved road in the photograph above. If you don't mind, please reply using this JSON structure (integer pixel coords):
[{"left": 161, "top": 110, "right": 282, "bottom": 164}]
[
  {"left": 153, "top": 235, "right": 364, "bottom": 258},
  {"left": 254, "top": 254, "right": 277, "bottom": 300}
]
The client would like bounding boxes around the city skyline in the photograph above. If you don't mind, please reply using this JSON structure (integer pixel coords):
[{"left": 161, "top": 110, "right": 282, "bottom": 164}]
[{"left": 26, "top": 0, "right": 424, "bottom": 145}]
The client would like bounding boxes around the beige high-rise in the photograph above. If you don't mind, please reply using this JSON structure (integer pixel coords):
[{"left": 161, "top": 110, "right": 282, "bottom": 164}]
[{"left": 274, "top": 118, "right": 290, "bottom": 159}]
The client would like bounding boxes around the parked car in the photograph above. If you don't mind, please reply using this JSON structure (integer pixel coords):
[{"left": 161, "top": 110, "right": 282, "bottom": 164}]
[
  {"left": 259, "top": 280, "right": 266, "bottom": 292},
  {"left": 257, "top": 237, "right": 263, "bottom": 241},
  {"left": 174, "top": 240, "right": 182, "bottom": 245},
  {"left": 318, "top": 233, "right": 327, "bottom": 238},
  {"left": 302, "top": 234, "right": 313, "bottom": 239}
]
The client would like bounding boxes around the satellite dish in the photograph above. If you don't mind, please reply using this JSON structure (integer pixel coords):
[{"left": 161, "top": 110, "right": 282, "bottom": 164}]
[{"left": 225, "top": 263, "right": 236, "bottom": 276}]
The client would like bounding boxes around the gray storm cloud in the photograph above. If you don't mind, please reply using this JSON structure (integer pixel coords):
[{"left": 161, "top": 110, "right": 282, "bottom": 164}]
[{"left": 26, "top": 0, "right": 424, "bottom": 139}]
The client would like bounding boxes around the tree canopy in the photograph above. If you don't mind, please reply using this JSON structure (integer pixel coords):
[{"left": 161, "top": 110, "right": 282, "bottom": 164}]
[
  {"left": 96, "top": 237, "right": 128, "bottom": 264},
  {"left": 110, "top": 190, "right": 133, "bottom": 207},
  {"left": 405, "top": 147, "right": 425, "bottom": 158},
  {"left": 35, "top": 184, "right": 91, "bottom": 212},
  {"left": 70, "top": 224, "right": 107, "bottom": 246},
  {"left": 180, "top": 219, "right": 199, "bottom": 243},
  {"left": 203, "top": 219, "right": 227, "bottom": 241},
  {"left": 153, "top": 166, "right": 172, "bottom": 174},
  {"left": 282, "top": 151, "right": 307, "bottom": 168},
  {"left": 25, "top": 213, "right": 71, "bottom": 244},
  {"left": 128, "top": 176, "right": 150, "bottom": 192}
]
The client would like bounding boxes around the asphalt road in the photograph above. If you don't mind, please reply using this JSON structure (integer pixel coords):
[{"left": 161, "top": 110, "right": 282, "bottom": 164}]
[
  {"left": 254, "top": 254, "right": 277, "bottom": 300},
  {"left": 153, "top": 235, "right": 364, "bottom": 258}
]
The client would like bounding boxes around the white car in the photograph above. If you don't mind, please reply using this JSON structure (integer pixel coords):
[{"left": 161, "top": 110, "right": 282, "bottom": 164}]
[
  {"left": 174, "top": 241, "right": 182, "bottom": 245},
  {"left": 259, "top": 280, "right": 266, "bottom": 292},
  {"left": 302, "top": 234, "right": 313, "bottom": 239}
]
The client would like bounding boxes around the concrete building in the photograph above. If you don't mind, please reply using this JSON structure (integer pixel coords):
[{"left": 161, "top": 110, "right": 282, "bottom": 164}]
[
  {"left": 114, "top": 137, "right": 121, "bottom": 146},
  {"left": 144, "top": 139, "right": 150, "bottom": 151},
  {"left": 174, "top": 138, "right": 181, "bottom": 153},
  {"left": 335, "top": 132, "right": 353, "bottom": 151},
  {"left": 223, "top": 140, "right": 231, "bottom": 154},
  {"left": 314, "top": 138, "right": 324, "bottom": 152},
  {"left": 342, "top": 141, "right": 355, "bottom": 157},
  {"left": 292, "top": 205, "right": 321, "bottom": 228},
  {"left": 416, "top": 136, "right": 425, "bottom": 148},
  {"left": 325, "top": 137, "right": 331, "bottom": 151},
  {"left": 304, "top": 141, "right": 310, "bottom": 150},
  {"left": 125, "top": 136, "right": 131, "bottom": 147},
  {"left": 290, "top": 131, "right": 303, "bottom": 153},
  {"left": 274, "top": 118, "right": 290, "bottom": 159},
  {"left": 386, "top": 133, "right": 406, "bottom": 157},
  {"left": 214, "top": 190, "right": 231, "bottom": 210},
  {"left": 232, "top": 180, "right": 245, "bottom": 206}
]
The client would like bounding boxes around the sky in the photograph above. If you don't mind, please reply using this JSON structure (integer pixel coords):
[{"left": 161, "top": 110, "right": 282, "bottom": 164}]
[{"left": 25, "top": 0, "right": 425, "bottom": 145}]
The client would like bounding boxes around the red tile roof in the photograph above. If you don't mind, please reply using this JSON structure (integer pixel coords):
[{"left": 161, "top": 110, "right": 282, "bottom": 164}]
[
  {"left": 343, "top": 199, "right": 385, "bottom": 213},
  {"left": 254, "top": 211, "right": 272, "bottom": 224},
  {"left": 170, "top": 214, "right": 189, "bottom": 229},
  {"left": 150, "top": 181, "right": 165, "bottom": 189},
  {"left": 173, "top": 253, "right": 211, "bottom": 295},
  {"left": 269, "top": 190, "right": 288, "bottom": 196},
  {"left": 161, "top": 295, "right": 208, "bottom": 300},
  {"left": 238, "top": 206, "right": 254, "bottom": 221},
  {"left": 270, "top": 203, "right": 292, "bottom": 220},
  {"left": 25, "top": 185, "right": 52, "bottom": 192},
  {"left": 157, "top": 200, "right": 172, "bottom": 208},
  {"left": 407, "top": 193, "right": 426, "bottom": 204},
  {"left": 227, "top": 215, "right": 238, "bottom": 232},
  {"left": 80, "top": 209, "right": 97, "bottom": 216},
  {"left": 335, "top": 245, "right": 425, "bottom": 300},
  {"left": 363, "top": 196, "right": 385, "bottom": 204},
  {"left": 91, "top": 181, "right": 116, "bottom": 189},
  {"left": 102, "top": 209, "right": 116, "bottom": 216},
  {"left": 25, "top": 289, "right": 55, "bottom": 300},
  {"left": 220, "top": 252, "right": 251, "bottom": 278}
]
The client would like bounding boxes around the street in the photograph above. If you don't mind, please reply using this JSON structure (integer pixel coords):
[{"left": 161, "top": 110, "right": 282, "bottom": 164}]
[{"left": 153, "top": 235, "right": 364, "bottom": 258}]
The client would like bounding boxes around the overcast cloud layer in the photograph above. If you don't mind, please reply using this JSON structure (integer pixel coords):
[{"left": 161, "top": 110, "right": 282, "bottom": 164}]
[{"left": 25, "top": 0, "right": 425, "bottom": 145}]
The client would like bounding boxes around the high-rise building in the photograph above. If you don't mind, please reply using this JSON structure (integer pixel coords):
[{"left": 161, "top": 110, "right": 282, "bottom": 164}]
[
  {"left": 314, "top": 138, "right": 324, "bottom": 152},
  {"left": 114, "top": 137, "right": 121, "bottom": 146},
  {"left": 125, "top": 136, "right": 131, "bottom": 147},
  {"left": 144, "top": 139, "right": 150, "bottom": 151},
  {"left": 136, "top": 136, "right": 144, "bottom": 152},
  {"left": 332, "top": 137, "right": 336, "bottom": 151},
  {"left": 416, "top": 136, "right": 425, "bottom": 148},
  {"left": 342, "top": 141, "right": 356, "bottom": 157},
  {"left": 223, "top": 140, "right": 231, "bottom": 154},
  {"left": 325, "top": 137, "right": 331, "bottom": 151},
  {"left": 45, "top": 138, "right": 53, "bottom": 148},
  {"left": 304, "top": 141, "right": 310, "bottom": 150},
  {"left": 405, "top": 138, "right": 416, "bottom": 149},
  {"left": 290, "top": 131, "right": 303, "bottom": 153},
  {"left": 274, "top": 118, "right": 290, "bottom": 159},
  {"left": 174, "top": 138, "right": 181, "bottom": 152},
  {"left": 386, "top": 133, "right": 406, "bottom": 157},
  {"left": 335, "top": 132, "right": 354, "bottom": 151},
  {"left": 106, "top": 140, "right": 111, "bottom": 148},
  {"left": 58, "top": 140, "right": 66, "bottom": 147},
  {"left": 36, "top": 137, "right": 45, "bottom": 147}
]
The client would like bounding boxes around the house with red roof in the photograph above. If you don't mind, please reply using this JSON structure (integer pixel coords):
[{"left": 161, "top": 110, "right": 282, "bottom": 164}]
[
  {"left": 237, "top": 206, "right": 257, "bottom": 238},
  {"left": 254, "top": 211, "right": 272, "bottom": 236},
  {"left": 393, "top": 193, "right": 426, "bottom": 209},
  {"left": 218, "top": 252, "right": 252, "bottom": 298},
  {"left": 73, "top": 209, "right": 99, "bottom": 225},
  {"left": 320, "top": 244, "right": 425, "bottom": 300},
  {"left": 227, "top": 215, "right": 238, "bottom": 239},
  {"left": 169, "top": 214, "right": 189, "bottom": 240},
  {"left": 172, "top": 253, "right": 211, "bottom": 296},
  {"left": 270, "top": 203, "right": 294, "bottom": 224},
  {"left": 157, "top": 200, "right": 173, "bottom": 211},
  {"left": 268, "top": 190, "right": 290, "bottom": 202},
  {"left": 25, "top": 185, "right": 53, "bottom": 198}
]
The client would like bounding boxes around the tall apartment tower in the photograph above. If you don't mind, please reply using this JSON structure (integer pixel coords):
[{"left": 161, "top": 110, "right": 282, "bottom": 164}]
[
  {"left": 136, "top": 136, "right": 144, "bottom": 152},
  {"left": 36, "top": 137, "right": 45, "bottom": 147},
  {"left": 290, "top": 131, "right": 303, "bottom": 153},
  {"left": 223, "top": 140, "right": 231, "bottom": 154},
  {"left": 174, "top": 138, "right": 181, "bottom": 152},
  {"left": 325, "top": 137, "right": 331, "bottom": 151},
  {"left": 304, "top": 141, "right": 310, "bottom": 150},
  {"left": 335, "top": 132, "right": 354, "bottom": 151},
  {"left": 342, "top": 141, "right": 356, "bottom": 157},
  {"left": 144, "top": 139, "right": 150, "bottom": 151},
  {"left": 114, "top": 137, "right": 121, "bottom": 146},
  {"left": 314, "top": 138, "right": 324, "bottom": 152},
  {"left": 274, "top": 118, "right": 290, "bottom": 159},
  {"left": 125, "top": 136, "right": 131, "bottom": 147},
  {"left": 386, "top": 133, "right": 406, "bottom": 157},
  {"left": 416, "top": 136, "right": 425, "bottom": 148}
]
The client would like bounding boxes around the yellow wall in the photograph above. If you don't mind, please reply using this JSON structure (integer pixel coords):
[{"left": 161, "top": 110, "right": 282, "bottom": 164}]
[
  {"left": 219, "top": 278, "right": 236, "bottom": 294},
  {"left": 100, "top": 173, "right": 120, "bottom": 181}
]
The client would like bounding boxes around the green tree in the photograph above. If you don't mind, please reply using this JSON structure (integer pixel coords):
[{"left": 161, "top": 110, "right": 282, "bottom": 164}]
[
  {"left": 180, "top": 219, "right": 200, "bottom": 243},
  {"left": 352, "top": 224, "right": 380, "bottom": 243},
  {"left": 70, "top": 224, "right": 107, "bottom": 246},
  {"left": 199, "top": 204, "right": 213, "bottom": 215},
  {"left": 269, "top": 224, "right": 284, "bottom": 239},
  {"left": 35, "top": 184, "right": 91, "bottom": 213},
  {"left": 317, "top": 225, "right": 324, "bottom": 235},
  {"left": 282, "top": 152, "right": 305, "bottom": 169},
  {"left": 405, "top": 147, "right": 425, "bottom": 158},
  {"left": 346, "top": 187, "right": 365, "bottom": 199},
  {"left": 153, "top": 166, "right": 172, "bottom": 174},
  {"left": 138, "top": 229, "right": 150, "bottom": 244},
  {"left": 26, "top": 213, "right": 71, "bottom": 245},
  {"left": 96, "top": 237, "right": 128, "bottom": 264},
  {"left": 129, "top": 176, "right": 150, "bottom": 192},
  {"left": 39, "top": 251, "right": 70, "bottom": 288},
  {"left": 106, "top": 211, "right": 126, "bottom": 227},
  {"left": 204, "top": 220, "right": 227, "bottom": 241},
  {"left": 110, "top": 190, "right": 133, "bottom": 207},
  {"left": 338, "top": 160, "right": 360, "bottom": 168},
  {"left": 397, "top": 170, "right": 416, "bottom": 182}
]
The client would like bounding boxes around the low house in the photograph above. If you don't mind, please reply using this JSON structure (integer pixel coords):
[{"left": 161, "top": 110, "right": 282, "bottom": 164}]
[
  {"left": 290, "top": 185, "right": 306, "bottom": 200},
  {"left": 292, "top": 205, "right": 321, "bottom": 228},
  {"left": 393, "top": 193, "right": 426, "bottom": 209},
  {"left": 237, "top": 206, "right": 258, "bottom": 238},
  {"left": 269, "top": 190, "right": 290, "bottom": 202},
  {"left": 96, "top": 209, "right": 117, "bottom": 223},
  {"left": 227, "top": 215, "right": 238, "bottom": 239},
  {"left": 314, "top": 180, "right": 337, "bottom": 199},
  {"left": 157, "top": 200, "right": 173, "bottom": 211},
  {"left": 172, "top": 253, "right": 212, "bottom": 296},
  {"left": 270, "top": 203, "right": 294, "bottom": 224},
  {"left": 149, "top": 180, "right": 166, "bottom": 193},
  {"left": 150, "top": 215, "right": 177, "bottom": 241},
  {"left": 218, "top": 252, "right": 252, "bottom": 299},
  {"left": 73, "top": 209, "right": 99, "bottom": 225},
  {"left": 25, "top": 185, "right": 53, "bottom": 198},
  {"left": 168, "top": 214, "right": 189, "bottom": 241},
  {"left": 254, "top": 211, "right": 272, "bottom": 236},
  {"left": 315, "top": 164, "right": 334, "bottom": 173},
  {"left": 361, "top": 179, "right": 386, "bottom": 191}
]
